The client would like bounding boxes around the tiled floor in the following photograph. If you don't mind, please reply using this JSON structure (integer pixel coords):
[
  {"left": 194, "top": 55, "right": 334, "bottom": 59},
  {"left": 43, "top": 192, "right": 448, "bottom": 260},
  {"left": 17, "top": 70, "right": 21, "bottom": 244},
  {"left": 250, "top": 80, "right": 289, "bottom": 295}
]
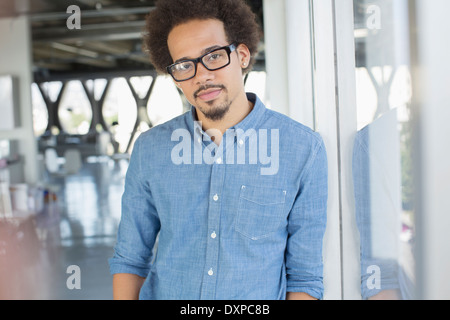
[{"left": 40, "top": 156, "right": 127, "bottom": 300}]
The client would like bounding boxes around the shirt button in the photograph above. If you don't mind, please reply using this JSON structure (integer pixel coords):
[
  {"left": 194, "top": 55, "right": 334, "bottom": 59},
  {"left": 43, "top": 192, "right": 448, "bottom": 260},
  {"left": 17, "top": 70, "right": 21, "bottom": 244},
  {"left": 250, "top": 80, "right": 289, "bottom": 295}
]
[
  {"left": 238, "top": 139, "right": 244, "bottom": 147},
  {"left": 211, "top": 231, "right": 217, "bottom": 239},
  {"left": 213, "top": 194, "right": 219, "bottom": 201},
  {"left": 216, "top": 157, "right": 222, "bottom": 164},
  {"left": 208, "top": 268, "right": 214, "bottom": 276}
]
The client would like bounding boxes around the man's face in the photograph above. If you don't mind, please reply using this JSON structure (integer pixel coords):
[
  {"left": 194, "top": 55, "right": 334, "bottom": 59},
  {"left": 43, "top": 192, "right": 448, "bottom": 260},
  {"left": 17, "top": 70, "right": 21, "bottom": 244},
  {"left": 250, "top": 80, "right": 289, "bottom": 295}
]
[{"left": 167, "top": 19, "right": 250, "bottom": 121}]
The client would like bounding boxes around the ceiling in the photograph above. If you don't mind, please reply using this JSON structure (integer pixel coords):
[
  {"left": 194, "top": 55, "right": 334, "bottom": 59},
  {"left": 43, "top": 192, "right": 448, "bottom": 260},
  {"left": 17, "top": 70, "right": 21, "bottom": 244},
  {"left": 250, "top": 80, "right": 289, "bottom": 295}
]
[
  {"left": 0, "top": 0, "right": 380, "bottom": 83},
  {"left": 0, "top": 0, "right": 265, "bottom": 83}
]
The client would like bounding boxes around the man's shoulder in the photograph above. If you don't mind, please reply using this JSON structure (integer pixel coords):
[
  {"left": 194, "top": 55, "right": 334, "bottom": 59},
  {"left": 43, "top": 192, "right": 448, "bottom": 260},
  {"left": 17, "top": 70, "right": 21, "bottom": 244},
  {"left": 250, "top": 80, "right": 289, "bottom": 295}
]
[{"left": 263, "top": 108, "right": 323, "bottom": 146}]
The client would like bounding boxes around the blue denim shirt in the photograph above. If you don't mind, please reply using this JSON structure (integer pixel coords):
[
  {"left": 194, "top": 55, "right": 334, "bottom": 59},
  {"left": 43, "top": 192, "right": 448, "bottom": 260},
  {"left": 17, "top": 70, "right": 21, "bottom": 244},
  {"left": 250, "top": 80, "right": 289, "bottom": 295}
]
[{"left": 109, "top": 93, "right": 328, "bottom": 300}]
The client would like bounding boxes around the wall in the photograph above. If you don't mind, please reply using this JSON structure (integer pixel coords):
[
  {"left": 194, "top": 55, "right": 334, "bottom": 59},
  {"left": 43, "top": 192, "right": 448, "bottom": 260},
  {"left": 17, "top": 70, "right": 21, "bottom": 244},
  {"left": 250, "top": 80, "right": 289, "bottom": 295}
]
[{"left": 0, "top": 16, "right": 39, "bottom": 184}]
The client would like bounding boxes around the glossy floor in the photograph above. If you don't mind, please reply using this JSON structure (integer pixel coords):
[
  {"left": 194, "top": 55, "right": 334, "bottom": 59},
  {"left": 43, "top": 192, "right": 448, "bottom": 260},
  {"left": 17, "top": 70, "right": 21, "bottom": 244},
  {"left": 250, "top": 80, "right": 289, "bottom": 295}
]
[{"left": 40, "top": 156, "right": 126, "bottom": 300}]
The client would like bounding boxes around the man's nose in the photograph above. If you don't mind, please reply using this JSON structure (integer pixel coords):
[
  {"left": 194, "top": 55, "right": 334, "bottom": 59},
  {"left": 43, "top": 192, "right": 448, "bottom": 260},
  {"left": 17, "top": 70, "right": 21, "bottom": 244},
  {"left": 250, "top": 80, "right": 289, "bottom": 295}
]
[{"left": 195, "top": 62, "right": 214, "bottom": 83}]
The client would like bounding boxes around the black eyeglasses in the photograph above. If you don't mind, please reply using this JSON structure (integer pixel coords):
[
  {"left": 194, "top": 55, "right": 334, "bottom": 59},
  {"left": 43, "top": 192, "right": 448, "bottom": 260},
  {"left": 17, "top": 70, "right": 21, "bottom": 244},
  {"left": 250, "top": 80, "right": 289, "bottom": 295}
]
[{"left": 167, "top": 43, "right": 237, "bottom": 82}]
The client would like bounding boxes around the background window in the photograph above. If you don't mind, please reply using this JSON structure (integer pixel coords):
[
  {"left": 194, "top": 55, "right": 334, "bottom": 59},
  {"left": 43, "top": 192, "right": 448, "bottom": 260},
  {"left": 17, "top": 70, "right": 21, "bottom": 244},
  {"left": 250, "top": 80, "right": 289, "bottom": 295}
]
[
  {"left": 31, "top": 83, "right": 49, "bottom": 136},
  {"left": 102, "top": 77, "right": 137, "bottom": 153},
  {"left": 58, "top": 80, "right": 93, "bottom": 135},
  {"left": 353, "top": 0, "right": 415, "bottom": 300},
  {"left": 147, "top": 75, "right": 184, "bottom": 127}
]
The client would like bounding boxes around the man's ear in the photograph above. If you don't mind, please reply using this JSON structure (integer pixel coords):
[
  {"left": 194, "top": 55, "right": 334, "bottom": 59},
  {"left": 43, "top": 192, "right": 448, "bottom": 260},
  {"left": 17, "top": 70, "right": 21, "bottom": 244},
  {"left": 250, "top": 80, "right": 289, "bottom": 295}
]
[{"left": 236, "top": 43, "right": 251, "bottom": 68}]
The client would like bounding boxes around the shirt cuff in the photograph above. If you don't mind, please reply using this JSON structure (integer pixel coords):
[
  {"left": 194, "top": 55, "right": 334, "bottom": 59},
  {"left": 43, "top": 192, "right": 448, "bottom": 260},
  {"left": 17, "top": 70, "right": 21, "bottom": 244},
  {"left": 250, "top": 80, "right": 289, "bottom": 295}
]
[
  {"left": 108, "top": 257, "right": 150, "bottom": 279},
  {"left": 287, "top": 277, "right": 324, "bottom": 300}
]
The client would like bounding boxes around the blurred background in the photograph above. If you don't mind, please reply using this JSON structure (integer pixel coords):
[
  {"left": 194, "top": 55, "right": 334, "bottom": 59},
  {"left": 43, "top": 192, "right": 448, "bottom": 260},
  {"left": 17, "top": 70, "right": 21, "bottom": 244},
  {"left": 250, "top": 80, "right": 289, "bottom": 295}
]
[{"left": 0, "top": 0, "right": 448, "bottom": 300}]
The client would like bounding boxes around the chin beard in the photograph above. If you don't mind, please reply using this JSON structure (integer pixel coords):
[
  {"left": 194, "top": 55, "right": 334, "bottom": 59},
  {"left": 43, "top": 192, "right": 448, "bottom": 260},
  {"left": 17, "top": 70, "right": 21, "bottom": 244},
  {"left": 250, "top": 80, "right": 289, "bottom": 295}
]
[
  {"left": 198, "top": 100, "right": 231, "bottom": 121},
  {"left": 194, "top": 84, "right": 232, "bottom": 121}
]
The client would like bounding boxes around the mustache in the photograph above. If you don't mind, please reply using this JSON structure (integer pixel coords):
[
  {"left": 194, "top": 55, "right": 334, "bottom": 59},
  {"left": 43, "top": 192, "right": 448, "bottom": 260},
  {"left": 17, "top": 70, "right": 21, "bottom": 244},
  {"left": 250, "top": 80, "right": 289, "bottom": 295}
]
[{"left": 193, "top": 84, "right": 226, "bottom": 99}]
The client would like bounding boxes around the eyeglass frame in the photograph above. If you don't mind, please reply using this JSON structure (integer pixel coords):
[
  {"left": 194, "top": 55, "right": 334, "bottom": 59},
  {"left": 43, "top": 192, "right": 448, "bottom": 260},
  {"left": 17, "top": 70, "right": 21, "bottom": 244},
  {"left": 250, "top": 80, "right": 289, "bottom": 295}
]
[{"left": 166, "top": 43, "right": 238, "bottom": 82}]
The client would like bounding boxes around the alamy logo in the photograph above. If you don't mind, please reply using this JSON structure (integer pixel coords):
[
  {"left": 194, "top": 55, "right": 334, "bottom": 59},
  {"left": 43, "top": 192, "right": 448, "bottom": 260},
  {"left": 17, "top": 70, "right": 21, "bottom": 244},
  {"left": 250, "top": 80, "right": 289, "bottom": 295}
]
[
  {"left": 66, "top": 5, "right": 81, "bottom": 30},
  {"left": 366, "top": 5, "right": 381, "bottom": 30},
  {"left": 366, "top": 265, "right": 381, "bottom": 290},
  {"left": 66, "top": 265, "right": 81, "bottom": 290},
  {"left": 171, "top": 124, "right": 279, "bottom": 176}
]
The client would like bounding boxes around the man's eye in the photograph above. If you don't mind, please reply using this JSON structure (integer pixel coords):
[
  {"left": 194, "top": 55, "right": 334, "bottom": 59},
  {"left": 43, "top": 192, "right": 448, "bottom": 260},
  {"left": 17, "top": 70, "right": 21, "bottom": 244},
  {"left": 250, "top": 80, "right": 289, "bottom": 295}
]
[
  {"left": 205, "top": 51, "right": 225, "bottom": 62},
  {"left": 175, "top": 62, "right": 193, "bottom": 72},
  {"left": 209, "top": 53, "right": 221, "bottom": 60}
]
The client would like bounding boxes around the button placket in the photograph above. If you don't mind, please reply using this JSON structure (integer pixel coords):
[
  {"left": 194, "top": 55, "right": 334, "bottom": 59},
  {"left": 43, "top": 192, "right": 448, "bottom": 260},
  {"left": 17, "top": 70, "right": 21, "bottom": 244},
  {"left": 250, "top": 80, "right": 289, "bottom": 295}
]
[{"left": 200, "top": 155, "right": 225, "bottom": 299}]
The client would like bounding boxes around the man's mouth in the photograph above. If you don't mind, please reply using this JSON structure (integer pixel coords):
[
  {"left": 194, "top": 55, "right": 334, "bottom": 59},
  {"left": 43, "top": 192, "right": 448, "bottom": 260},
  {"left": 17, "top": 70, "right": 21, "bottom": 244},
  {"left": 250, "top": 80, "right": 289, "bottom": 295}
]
[{"left": 194, "top": 85, "right": 225, "bottom": 102}]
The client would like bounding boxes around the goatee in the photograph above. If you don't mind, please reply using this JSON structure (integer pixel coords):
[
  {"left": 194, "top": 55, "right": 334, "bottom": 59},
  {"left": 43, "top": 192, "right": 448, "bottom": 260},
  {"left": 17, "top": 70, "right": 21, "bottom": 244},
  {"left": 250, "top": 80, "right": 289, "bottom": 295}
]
[{"left": 199, "top": 100, "right": 231, "bottom": 121}]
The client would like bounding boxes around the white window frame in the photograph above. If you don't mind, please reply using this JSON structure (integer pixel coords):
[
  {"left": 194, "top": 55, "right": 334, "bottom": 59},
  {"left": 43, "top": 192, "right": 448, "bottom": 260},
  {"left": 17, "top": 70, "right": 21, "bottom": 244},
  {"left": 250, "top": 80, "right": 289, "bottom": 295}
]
[{"left": 310, "top": 0, "right": 361, "bottom": 300}]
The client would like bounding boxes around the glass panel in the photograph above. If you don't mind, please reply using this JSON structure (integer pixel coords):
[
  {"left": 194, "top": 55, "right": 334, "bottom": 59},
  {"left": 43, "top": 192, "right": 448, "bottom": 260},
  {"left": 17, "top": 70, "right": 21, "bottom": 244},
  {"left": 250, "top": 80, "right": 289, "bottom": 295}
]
[
  {"left": 147, "top": 75, "right": 183, "bottom": 126},
  {"left": 93, "top": 79, "right": 108, "bottom": 101},
  {"left": 40, "top": 81, "right": 62, "bottom": 102},
  {"left": 31, "top": 83, "right": 49, "bottom": 136},
  {"left": 85, "top": 78, "right": 108, "bottom": 101},
  {"left": 102, "top": 77, "right": 137, "bottom": 153},
  {"left": 58, "top": 80, "right": 93, "bottom": 135},
  {"left": 129, "top": 76, "right": 153, "bottom": 100},
  {"left": 353, "top": 0, "right": 415, "bottom": 300}
]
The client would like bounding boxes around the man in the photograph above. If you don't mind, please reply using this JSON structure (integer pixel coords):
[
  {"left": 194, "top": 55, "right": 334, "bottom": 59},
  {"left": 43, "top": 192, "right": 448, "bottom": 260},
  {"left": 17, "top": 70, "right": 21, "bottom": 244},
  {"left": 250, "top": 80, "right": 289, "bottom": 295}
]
[{"left": 109, "top": 0, "right": 328, "bottom": 300}]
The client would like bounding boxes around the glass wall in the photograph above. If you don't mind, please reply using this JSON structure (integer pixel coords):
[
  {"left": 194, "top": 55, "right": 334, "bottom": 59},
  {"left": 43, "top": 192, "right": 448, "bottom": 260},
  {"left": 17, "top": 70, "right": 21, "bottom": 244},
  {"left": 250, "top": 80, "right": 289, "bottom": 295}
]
[
  {"left": 352, "top": 0, "right": 415, "bottom": 299},
  {"left": 307, "top": 0, "right": 421, "bottom": 299}
]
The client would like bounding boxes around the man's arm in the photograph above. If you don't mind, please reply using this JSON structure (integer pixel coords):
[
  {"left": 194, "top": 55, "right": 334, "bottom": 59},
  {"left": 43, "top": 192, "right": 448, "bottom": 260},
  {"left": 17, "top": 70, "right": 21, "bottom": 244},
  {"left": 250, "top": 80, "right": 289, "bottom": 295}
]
[
  {"left": 113, "top": 273, "right": 146, "bottom": 300},
  {"left": 109, "top": 136, "right": 160, "bottom": 299},
  {"left": 285, "top": 138, "right": 328, "bottom": 300},
  {"left": 286, "top": 292, "right": 318, "bottom": 300}
]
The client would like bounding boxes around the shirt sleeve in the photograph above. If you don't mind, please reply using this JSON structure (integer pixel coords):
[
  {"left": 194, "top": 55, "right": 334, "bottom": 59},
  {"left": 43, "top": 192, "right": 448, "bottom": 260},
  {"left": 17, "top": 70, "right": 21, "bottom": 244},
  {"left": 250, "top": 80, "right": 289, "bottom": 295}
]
[
  {"left": 285, "top": 137, "right": 328, "bottom": 299},
  {"left": 109, "top": 134, "right": 161, "bottom": 278}
]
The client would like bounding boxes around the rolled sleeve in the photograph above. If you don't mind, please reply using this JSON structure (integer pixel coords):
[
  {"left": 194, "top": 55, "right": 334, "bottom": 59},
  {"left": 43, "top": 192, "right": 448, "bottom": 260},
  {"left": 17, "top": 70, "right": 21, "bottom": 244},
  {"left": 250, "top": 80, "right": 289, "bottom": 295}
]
[
  {"left": 109, "top": 253, "right": 152, "bottom": 279},
  {"left": 109, "top": 134, "right": 160, "bottom": 278},
  {"left": 286, "top": 138, "right": 328, "bottom": 300}
]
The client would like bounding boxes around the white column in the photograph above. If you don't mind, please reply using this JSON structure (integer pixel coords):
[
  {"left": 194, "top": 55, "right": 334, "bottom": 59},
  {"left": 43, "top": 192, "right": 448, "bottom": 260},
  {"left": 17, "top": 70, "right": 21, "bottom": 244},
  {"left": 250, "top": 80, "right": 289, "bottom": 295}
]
[
  {"left": 0, "top": 16, "right": 39, "bottom": 184},
  {"left": 285, "top": 0, "right": 315, "bottom": 128},
  {"left": 262, "top": 0, "right": 315, "bottom": 128},
  {"left": 331, "top": 0, "right": 360, "bottom": 300},
  {"left": 263, "top": 0, "right": 288, "bottom": 115},
  {"left": 310, "top": 0, "right": 344, "bottom": 300}
]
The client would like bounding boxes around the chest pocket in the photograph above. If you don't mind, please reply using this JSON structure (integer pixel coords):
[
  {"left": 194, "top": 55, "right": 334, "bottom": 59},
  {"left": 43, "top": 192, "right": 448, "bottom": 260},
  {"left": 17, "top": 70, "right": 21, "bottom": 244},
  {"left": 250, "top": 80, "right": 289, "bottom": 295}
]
[{"left": 234, "top": 185, "right": 287, "bottom": 240}]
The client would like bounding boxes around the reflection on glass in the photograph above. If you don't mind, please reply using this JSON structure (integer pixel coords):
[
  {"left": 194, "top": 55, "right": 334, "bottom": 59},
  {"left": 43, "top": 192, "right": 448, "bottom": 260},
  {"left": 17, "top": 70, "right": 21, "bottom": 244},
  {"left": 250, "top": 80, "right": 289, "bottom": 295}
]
[{"left": 353, "top": 0, "right": 415, "bottom": 299}]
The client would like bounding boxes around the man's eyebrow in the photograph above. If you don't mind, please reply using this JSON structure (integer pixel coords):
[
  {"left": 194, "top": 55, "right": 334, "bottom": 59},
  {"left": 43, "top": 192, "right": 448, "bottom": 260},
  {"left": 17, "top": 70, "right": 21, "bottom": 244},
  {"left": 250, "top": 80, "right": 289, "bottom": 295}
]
[{"left": 174, "top": 45, "right": 222, "bottom": 63}]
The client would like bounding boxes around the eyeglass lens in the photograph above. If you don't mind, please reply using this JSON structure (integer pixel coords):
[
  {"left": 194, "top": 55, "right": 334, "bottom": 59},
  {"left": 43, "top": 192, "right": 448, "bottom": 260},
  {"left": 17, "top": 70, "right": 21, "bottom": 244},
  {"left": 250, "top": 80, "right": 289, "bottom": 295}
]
[{"left": 170, "top": 48, "right": 230, "bottom": 81}]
